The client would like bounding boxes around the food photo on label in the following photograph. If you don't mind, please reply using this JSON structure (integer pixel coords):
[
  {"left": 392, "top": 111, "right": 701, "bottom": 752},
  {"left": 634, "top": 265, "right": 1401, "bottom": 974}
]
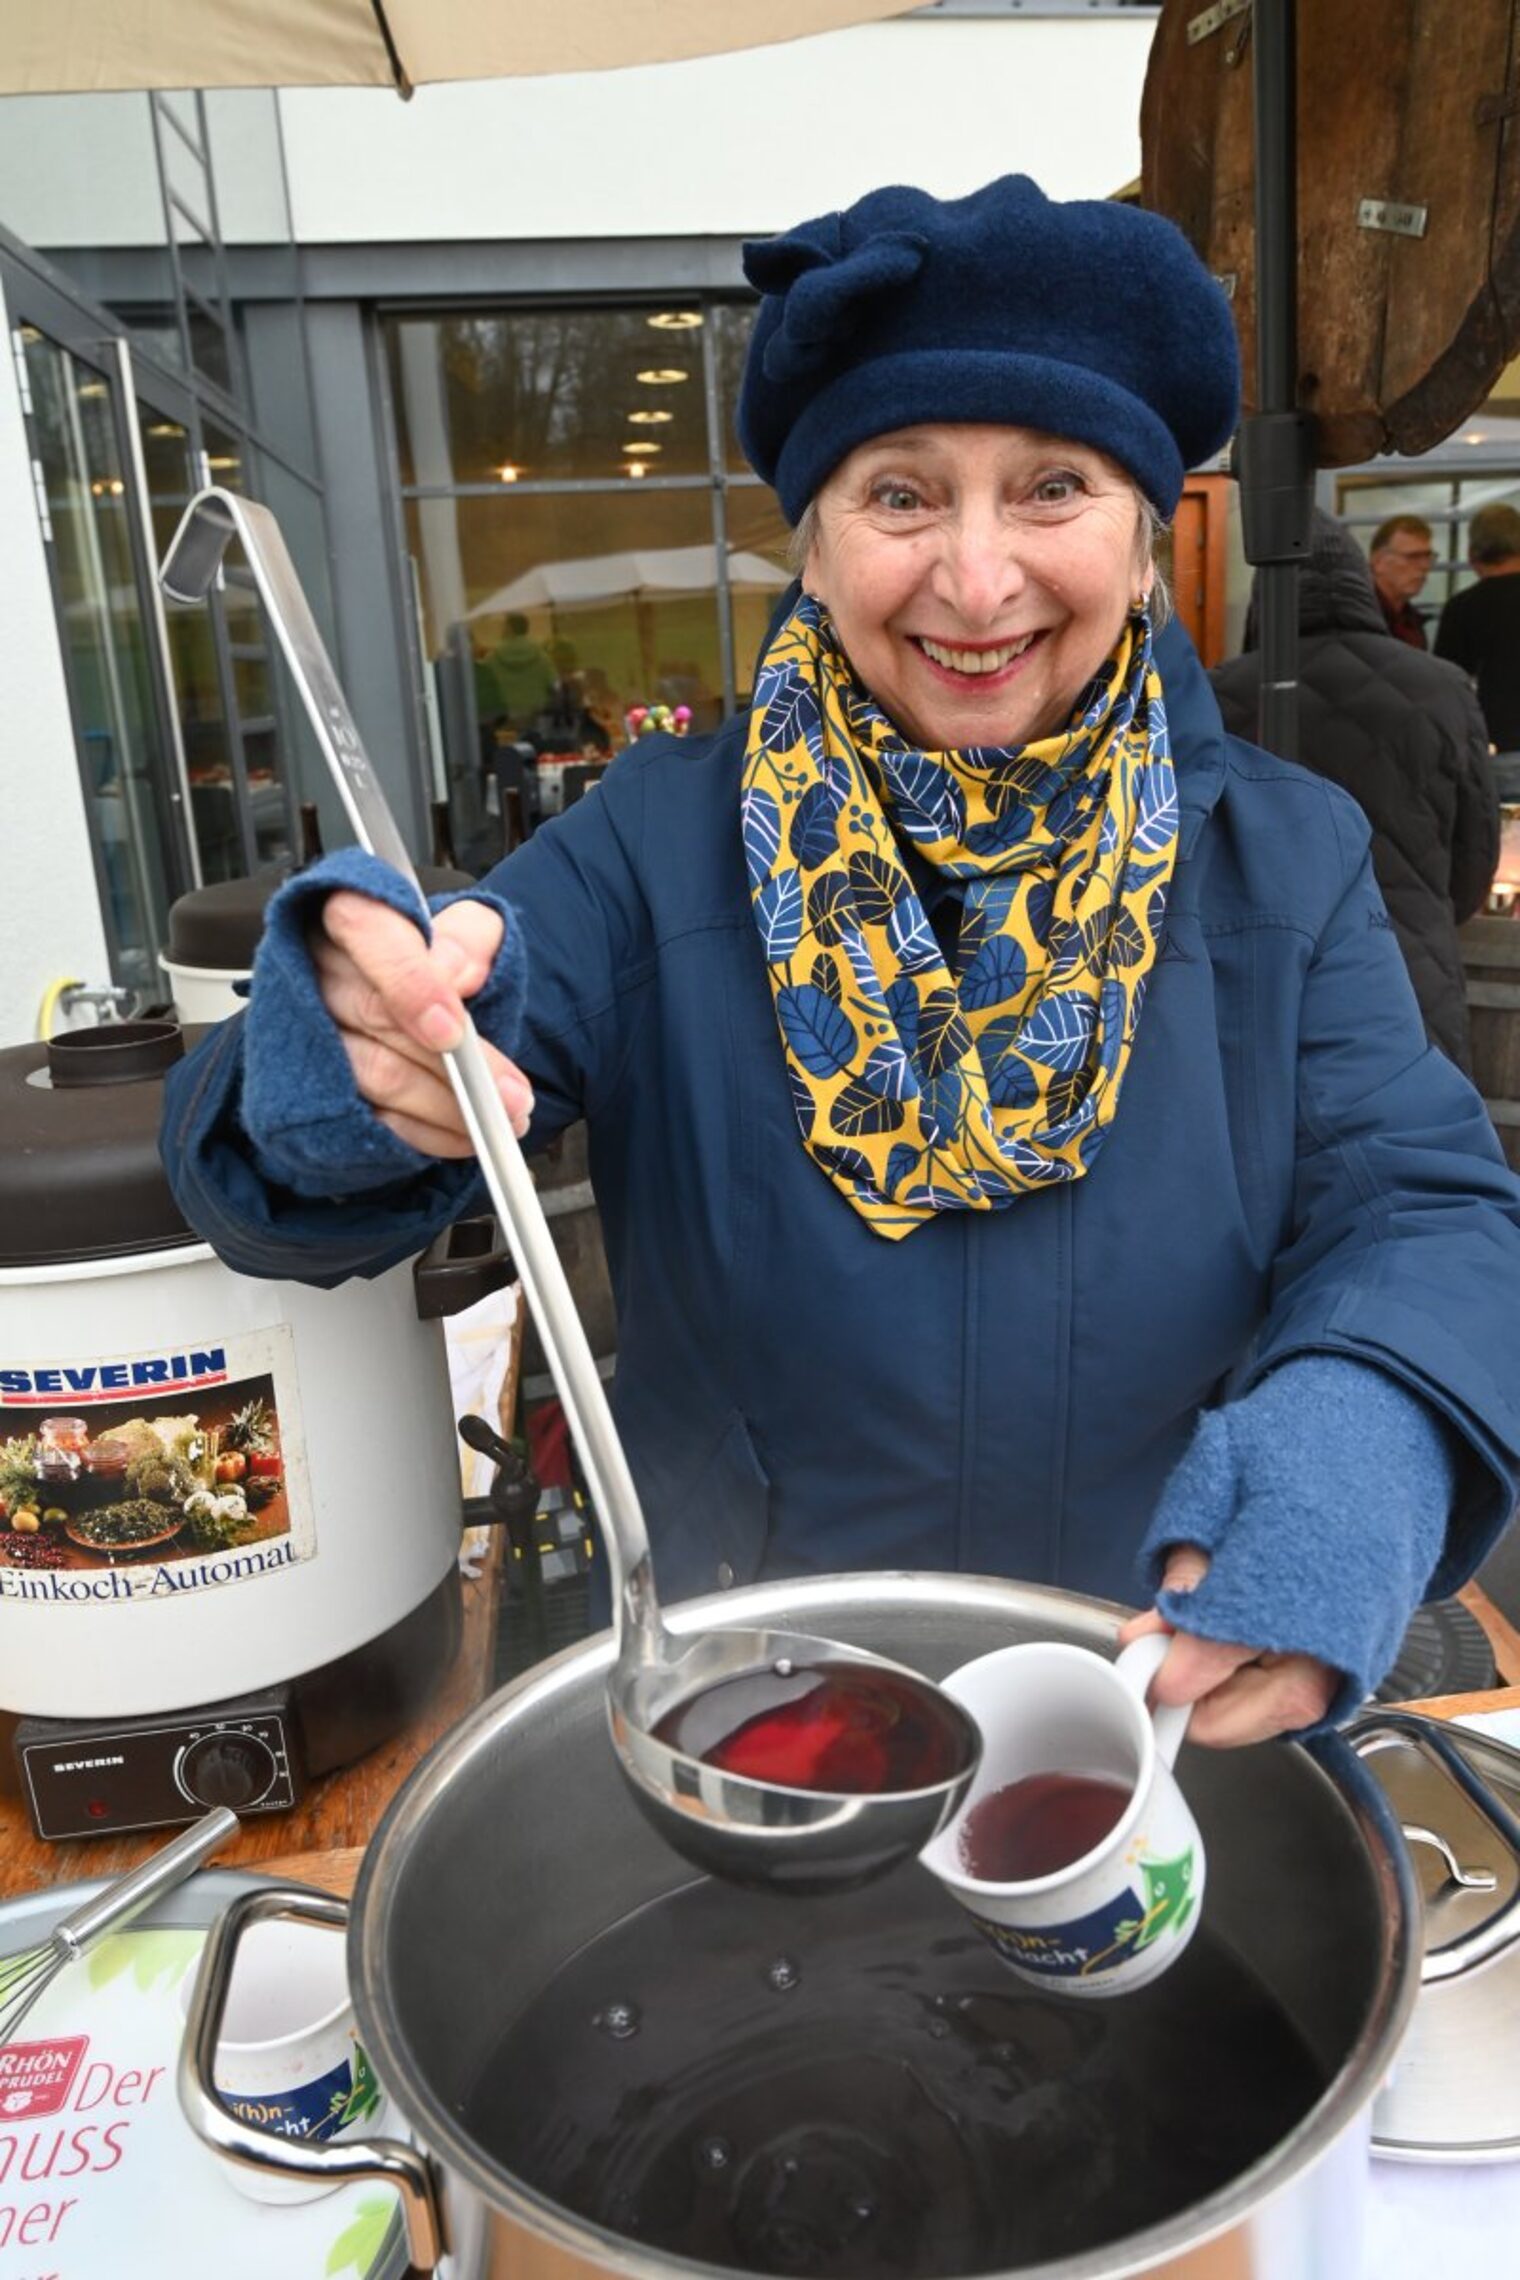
[{"left": 0, "top": 1380, "right": 291, "bottom": 1588}]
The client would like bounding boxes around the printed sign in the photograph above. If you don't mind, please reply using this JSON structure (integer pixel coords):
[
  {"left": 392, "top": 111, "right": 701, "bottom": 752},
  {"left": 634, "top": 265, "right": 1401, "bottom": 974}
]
[
  {"left": 0, "top": 1926, "right": 401, "bottom": 2277},
  {"left": 0, "top": 1328, "right": 315, "bottom": 1607}
]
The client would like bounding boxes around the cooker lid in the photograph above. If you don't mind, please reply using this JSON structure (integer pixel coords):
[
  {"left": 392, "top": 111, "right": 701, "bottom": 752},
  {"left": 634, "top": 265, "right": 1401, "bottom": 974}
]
[
  {"left": 166, "top": 871, "right": 283, "bottom": 970},
  {"left": 167, "top": 862, "right": 478, "bottom": 972},
  {"left": 0, "top": 1021, "right": 200, "bottom": 1269}
]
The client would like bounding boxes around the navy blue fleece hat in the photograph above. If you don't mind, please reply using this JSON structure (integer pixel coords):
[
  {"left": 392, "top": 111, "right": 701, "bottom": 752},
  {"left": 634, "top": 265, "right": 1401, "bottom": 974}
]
[{"left": 737, "top": 175, "right": 1240, "bottom": 523}]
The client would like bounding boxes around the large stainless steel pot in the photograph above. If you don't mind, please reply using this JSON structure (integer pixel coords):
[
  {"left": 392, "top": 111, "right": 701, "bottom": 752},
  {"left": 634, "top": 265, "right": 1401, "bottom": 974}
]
[{"left": 183, "top": 1574, "right": 1435, "bottom": 2279}]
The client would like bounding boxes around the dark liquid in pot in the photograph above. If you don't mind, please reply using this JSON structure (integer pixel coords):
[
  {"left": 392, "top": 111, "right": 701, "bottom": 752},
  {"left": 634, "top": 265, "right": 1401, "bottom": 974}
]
[
  {"left": 465, "top": 1873, "right": 1327, "bottom": 2278},
  {"left": 958, "top": 1772, "right": 1132, "bottom": 1882},
  {"left": 651, "top": 1661, "right": 974, "bottom": 1793}
]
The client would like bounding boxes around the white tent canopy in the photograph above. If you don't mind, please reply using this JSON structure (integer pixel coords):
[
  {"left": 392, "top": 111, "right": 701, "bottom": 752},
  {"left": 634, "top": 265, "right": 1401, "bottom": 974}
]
[
  {"left": 470, "top": 545, "right": 789, "bottom": 618},
  {"left": 3, "top": 1, "right": 917, "bottom": 95}
]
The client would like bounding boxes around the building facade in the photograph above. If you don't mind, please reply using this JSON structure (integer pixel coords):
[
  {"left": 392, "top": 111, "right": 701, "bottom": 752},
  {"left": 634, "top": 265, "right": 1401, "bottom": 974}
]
[{"left": 8, "top": 5, "right": 1514, "bottom": 1043}]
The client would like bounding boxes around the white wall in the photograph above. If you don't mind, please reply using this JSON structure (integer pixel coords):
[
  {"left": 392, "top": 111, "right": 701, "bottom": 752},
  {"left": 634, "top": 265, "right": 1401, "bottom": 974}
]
[
  {"left": 0, "top": 95, "right": 165, "bottom": 251},
  {"left": 279, "top": 17, "right": 1152, "bottom": 244},
  {"left": 0, "top": 283, "right": 113, "bottom": 1047},
  {"left": 0, "top": 89, "right": 293, "bottom": 250}
]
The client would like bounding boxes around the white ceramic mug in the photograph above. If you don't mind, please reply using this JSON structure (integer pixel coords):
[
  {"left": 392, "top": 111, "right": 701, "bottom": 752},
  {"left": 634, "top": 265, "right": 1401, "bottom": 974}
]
[
  {"left": 919, "top": 1633, "right": 1205, "bottom": 1998},
  {"left": 178, "top": 1917, "right": 386, "bottom": 2202}
]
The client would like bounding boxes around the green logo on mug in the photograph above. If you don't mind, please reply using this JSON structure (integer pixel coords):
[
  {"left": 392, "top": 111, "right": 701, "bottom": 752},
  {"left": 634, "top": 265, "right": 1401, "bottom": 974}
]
[{"left": 1082, "top": 1849, "right": 1197, "bottom": 1975}]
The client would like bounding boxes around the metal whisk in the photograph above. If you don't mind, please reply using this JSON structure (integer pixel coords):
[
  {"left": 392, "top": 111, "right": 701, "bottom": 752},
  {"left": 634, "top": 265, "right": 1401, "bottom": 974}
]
[{"left": 0, "top": 1807, "right": 238, "bottom": 2047}]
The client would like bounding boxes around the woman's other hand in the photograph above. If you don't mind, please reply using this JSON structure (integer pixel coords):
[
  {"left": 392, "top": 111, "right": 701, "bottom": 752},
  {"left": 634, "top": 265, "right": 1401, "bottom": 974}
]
[
  {"left": 1116, "top": 1546, "right": 1340, "bottom": 1747},
  {"left": 311, "top": 890, "right": 534, "bottom": 1158}
]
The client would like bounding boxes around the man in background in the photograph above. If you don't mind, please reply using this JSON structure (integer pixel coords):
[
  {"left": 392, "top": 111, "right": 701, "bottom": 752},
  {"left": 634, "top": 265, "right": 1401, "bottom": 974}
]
[
  {"left": 1213, "top": 511, "right": 1497, "bottom": 1072},
  {"left": 1368, "top": 514, "right": 1436, "bottom": 648},
  {"left": 1436, "top": 503, "right": 1520, "bottom": 800}
]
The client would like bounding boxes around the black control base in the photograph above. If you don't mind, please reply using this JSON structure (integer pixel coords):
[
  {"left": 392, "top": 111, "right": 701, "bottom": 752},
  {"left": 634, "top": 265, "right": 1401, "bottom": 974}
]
[
  {"left": 14, "top": 1690, "right": 305, "bottom": 1839},
  {"left": 1, "top": 1566, "right": 464, "bottom": 1840}
]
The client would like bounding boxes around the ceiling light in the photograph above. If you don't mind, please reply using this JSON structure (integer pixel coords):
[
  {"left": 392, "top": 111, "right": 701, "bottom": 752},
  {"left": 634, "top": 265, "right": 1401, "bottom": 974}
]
[
  {"left": 636, "top": 367, "right": 689, "bottom": 384},
  {"left": 77, "top": 381, "right": 106, "bottom": 399},
  {"left": 626, "top": 409, "right": 673, "bottom": 425},
  {"left": 625, "top": 462, "right": 648, "bottom": 478},
  {"left": 646, "top": 311, "right": 703, "bottom": 331},
  {"left": 146, "top": 422, "right": 180, "bottom": 438},
  {"left": 206, "top": 455, "right": 240, "bottom": 470},
  {"left": 623, "top": 442, "right": 662, "bottom": 456},
  {"left": 495, "top": 463, "right": 521, "bottom": 482}
]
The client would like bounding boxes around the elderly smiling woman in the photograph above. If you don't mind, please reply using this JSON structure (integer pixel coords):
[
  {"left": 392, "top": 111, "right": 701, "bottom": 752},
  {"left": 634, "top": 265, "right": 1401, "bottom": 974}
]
[{"left": 162, "top": 176, "right": 1520, "bottom": 1749}]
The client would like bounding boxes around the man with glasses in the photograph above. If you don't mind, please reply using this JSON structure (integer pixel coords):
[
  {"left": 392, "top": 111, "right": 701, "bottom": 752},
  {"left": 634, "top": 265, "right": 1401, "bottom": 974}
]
[{"left": 1368, "top": 514, "right": 1436, "bottom": 649}]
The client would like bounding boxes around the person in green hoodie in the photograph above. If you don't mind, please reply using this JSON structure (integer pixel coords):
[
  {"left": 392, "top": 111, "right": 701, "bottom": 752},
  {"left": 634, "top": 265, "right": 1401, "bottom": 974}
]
[{"left": 484, "top": 614, "right": 559, "bottom": 730}]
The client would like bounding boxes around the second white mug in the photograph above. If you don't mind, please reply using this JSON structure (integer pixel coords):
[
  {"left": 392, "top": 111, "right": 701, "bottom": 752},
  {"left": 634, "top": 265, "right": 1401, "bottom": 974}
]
[{"left": 178, "top": 1916, "right": 386, "bottom": 2203}]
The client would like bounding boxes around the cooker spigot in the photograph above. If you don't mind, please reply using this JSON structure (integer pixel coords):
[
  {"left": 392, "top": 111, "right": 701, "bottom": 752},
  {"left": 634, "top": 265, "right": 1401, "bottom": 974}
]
[{"left": 459, "top": 1412, "right": 540, "bottom": 1528}]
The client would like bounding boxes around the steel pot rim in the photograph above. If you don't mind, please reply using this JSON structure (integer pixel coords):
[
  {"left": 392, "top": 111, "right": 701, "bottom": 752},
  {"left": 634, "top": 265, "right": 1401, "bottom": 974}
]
[{"left": 349, "top": 1571, "right": 1425, "bottom": 2280}]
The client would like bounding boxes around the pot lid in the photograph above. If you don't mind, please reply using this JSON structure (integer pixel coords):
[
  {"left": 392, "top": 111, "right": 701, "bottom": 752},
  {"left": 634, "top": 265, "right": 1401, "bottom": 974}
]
[
  {"left": 0, "top": 1022, "right": 199, "bottom": 1269},
  {"left": 167, "top": 863, "right": 478, "bottom": 972},
  {"left": 1367, "top": 1711, "right": 1520, "bottom": 2162}
]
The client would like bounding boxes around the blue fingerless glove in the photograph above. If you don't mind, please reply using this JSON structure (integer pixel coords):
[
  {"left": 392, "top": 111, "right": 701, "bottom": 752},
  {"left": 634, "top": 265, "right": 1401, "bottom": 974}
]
[
  {"left": 1138, "top": 1356, "right": 1458, "bottom": 1731},
  {"left": 240, "top": 848, "right": 526, "bottom": 1201}
]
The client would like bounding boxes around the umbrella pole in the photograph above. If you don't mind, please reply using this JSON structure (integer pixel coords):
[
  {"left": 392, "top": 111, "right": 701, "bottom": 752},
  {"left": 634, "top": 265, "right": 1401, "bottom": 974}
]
[{"left": 1238, "top": 0, "right": 1315, "bottom": 760}]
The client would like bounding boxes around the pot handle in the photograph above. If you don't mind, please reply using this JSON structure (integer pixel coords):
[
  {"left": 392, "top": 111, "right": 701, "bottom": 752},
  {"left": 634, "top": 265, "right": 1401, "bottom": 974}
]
[
  {"left": 178, "top": 1884, "right": 448, "bottom": 2272},
  {"left": 1347, "top": 1709, "right": 1520, "bottom": 1985}
]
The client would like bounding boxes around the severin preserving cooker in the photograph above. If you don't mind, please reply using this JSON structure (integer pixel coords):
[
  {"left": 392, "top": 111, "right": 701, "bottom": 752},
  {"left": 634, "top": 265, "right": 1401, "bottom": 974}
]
[{"left": 0, "top": 1017, "right": 508, "bottom": 1841}]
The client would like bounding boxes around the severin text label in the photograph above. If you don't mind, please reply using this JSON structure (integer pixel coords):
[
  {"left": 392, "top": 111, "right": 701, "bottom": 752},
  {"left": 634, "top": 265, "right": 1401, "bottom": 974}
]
[{"left": 0, "top": 1351, "right": 227, "bottom": 1405}]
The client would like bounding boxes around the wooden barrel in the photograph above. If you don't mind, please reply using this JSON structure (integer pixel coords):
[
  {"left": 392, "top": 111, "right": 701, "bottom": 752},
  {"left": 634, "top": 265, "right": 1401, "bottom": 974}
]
[
  {"left": 520, "top": 1122, "right": 618, "bottom": 1396},
  {"left": 1461, "top": 915, "right": 1520, "bottom": 1171},
  {"left": 1142, "top": 0, "right": 1520, "bottom": 466}
]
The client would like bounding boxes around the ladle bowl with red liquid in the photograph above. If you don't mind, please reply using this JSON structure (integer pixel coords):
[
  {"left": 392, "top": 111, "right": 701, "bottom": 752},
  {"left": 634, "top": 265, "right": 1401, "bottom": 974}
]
[{"left": 613, "top": 1626, "right": 982, "bottom": 1894}]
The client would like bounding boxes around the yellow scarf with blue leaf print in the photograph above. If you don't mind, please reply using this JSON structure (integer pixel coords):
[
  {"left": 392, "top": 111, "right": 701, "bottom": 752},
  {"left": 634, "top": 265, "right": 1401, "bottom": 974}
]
[{"left": 741, "top": 593, "right": 1178, "bottom": 1238}]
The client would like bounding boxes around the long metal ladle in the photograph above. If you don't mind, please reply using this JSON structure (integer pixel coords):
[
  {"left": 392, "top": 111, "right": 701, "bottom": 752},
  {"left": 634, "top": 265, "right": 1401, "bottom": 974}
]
[{"left": 159, "top": 489, "right": 979, "bottom": 1892}]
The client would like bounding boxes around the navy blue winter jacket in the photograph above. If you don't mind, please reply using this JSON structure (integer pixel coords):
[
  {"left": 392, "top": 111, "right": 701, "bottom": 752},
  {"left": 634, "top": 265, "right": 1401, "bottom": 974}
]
[{"left": 161, "top": 622, "right": 1520, "bottom": 1655}]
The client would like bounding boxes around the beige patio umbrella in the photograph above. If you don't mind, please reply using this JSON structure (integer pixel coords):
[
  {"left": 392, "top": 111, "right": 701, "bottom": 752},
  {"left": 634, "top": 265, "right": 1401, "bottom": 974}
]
[
  {"left": 470, "top": 545, "right": 789, "bottom": 618},
  {"left": 1, "top": 1, "right": 919, "bottom": 97}
]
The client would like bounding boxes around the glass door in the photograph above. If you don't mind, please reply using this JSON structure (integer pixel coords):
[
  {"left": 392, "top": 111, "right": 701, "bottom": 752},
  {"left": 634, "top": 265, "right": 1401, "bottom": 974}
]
[
  {"left": 134, "top": 400, "right": 246, "bottom": 881},
  {"left": 134, "top": 396, "right": 300, "bottom": 879},
  {"left": 14, "top": 317, "right": 190, "bottom": 991}
]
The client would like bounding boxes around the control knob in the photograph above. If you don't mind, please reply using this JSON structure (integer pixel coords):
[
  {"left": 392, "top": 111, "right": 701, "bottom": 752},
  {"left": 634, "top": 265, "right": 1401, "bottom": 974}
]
[{"left": 178, "top": 1730, "right": 278, "bottom": 1810}]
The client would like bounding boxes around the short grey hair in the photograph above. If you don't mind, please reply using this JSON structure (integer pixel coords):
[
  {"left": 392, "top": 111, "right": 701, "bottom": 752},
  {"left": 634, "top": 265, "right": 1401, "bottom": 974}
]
[
  {"left": 785, "top": 486, "right": 1172, "bottom": 627},
  {"left": 1469, "top": 502, "right": 1520, "bottom": 566},
  {"left": 785, "top": 501, "right": 818, "bottom": 579},
  {"left": 1135, "top": 492, "right": 1173, "bottom": 629}
]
